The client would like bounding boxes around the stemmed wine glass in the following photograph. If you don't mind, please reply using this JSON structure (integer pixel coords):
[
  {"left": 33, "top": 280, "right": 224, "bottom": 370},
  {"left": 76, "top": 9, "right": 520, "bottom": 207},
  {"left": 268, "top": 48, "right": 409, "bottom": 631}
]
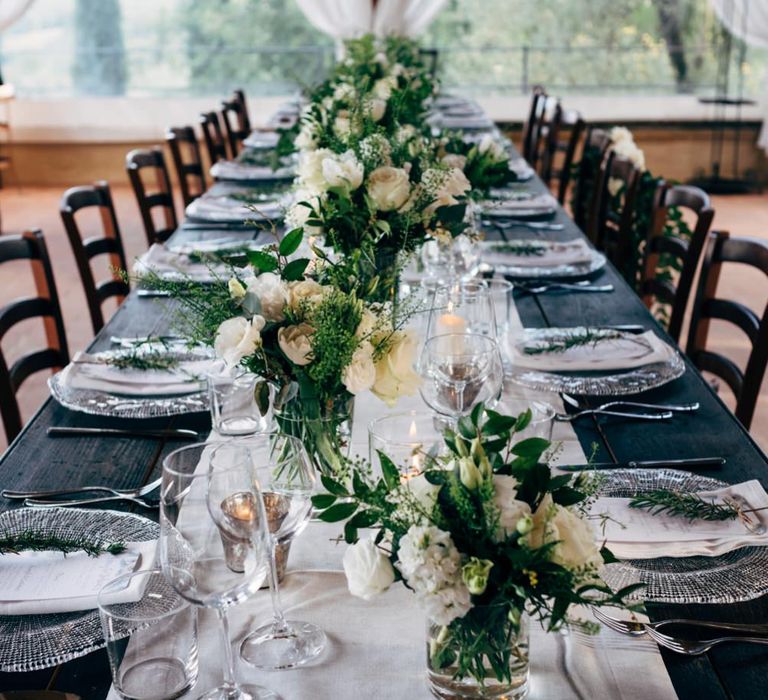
[
  {"left": 160, "top": 443, "right": 278, "bottom": 700},
  {"left": 419, "top": 333, "right": 503, "bottom": 425},
  {"left": 211, "top": 435, "right": 323, "bottom": 670}
]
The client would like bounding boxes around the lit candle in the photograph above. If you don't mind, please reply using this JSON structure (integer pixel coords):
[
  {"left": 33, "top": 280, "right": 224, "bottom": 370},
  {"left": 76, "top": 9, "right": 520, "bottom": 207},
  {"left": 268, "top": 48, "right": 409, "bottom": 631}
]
[
  {"left": 436, "top": 313, "right": 467, "bottom": 355},
  {"left": 219, "top": 492, "right": 257, "bottom": 573}
]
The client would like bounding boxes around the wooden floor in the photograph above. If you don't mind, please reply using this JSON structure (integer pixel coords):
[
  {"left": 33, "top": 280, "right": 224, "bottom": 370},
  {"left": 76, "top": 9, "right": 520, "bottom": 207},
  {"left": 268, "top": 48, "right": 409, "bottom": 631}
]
[{"left": 0, "top": 186, "right": 766, "bottom": 453}]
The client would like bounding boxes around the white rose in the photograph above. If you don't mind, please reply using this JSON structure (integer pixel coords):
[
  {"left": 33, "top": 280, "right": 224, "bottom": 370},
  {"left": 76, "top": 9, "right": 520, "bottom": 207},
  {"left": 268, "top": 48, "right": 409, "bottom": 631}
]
[
  {"left": 246, "top": 272, "right": 288, "bottom": 322},
  {"left": 322, "top": 150, "right": 364, "bottom": 191},
  {"left": 285, "top": 195, "right": 323, "bottom": 236},
  {"left": 333, "top": 82, "right": 355, "bottom": 103},
  {"left": 294, "top": 122, "right": 317, "bottom": 151},
  {"left": 609, "top": 126, "right": 634, "bottom": 145},
  {"left": 612, "top": 138, "right": 646, "bottom": 172},
  {"left": 342, "top": 343, "right": 377, "bottom": 394},
  {"left": 278, "top": 323, "right": 314, "bottom": 366},
  {"left": 355, "top": 308, "right": 379, "bottom": 339},
  {"left": 367, "top": 166, "right": 411, "bottom": 212},
  {"left": 288, "top": 279, "right": 327, "bottom": 310},
  {"left": 373, "top": 76, "right": 396, "bottom": 100},
  {"left": 491, "top": 475, "right": 532, "bottom": 542},
  {"left": 342, "top": 538, "right": 395, "bottom": 600},
  {"left": 373, "top": 51, "right": 388, "bottom": 67},
  {"left": 396, "top": 124, "right": 416, "bottom": 143},
  {"left": 550, "top": 506, "right": 603, "bottom": 571},
  {"left": 371, "top": 331, "right": 421, "bottom": 406},
  {"left": 214, "top": 316, "right": 265, "bottom": 366},
  {"left": 228, "top": 277, "right": 246, "bottom": 300},
  {"left": 298, "top": 148, "right": 333, "bottom": 194},
  {"left": 333, "top": 114, "right": 351, "bottom": 139},
  {"left": 369, "top": 98, "right": 387, "bottom": 122},
  {"left": 478, "top": 134, "right": 506, "bottom": 161},
  {"left": 443, "top": 167, "right": 471, "bottom": 197},
  {"left": 441, "top": 153, "right": 467, "bottom": 170}
]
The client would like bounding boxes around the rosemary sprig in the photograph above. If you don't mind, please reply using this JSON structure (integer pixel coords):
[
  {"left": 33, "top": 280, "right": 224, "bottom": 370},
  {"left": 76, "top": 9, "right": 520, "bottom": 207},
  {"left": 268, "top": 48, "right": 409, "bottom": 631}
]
[
  {"left": 106, "top": 348, "right": 179, "bottom": 372},
  {"left": 522, "top": 329, "right": 625, "bottom": 356},
  {"left": 0, "top": 531, "right": 127, "bottom": 556},
  {"left": 629, "top": 490, "right": 738, "bottom": 522},
  {"left": 491, "top": 242, "right": 547, "bottom": 257}
]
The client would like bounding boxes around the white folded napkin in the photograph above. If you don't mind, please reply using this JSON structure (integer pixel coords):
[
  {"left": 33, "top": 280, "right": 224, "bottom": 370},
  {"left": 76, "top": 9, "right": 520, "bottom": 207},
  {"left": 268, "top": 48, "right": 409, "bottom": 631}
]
[
  {"left": 509, "top": 157, "right": 535, "bottom": 181},
  {"left": 509, "top": 328, "right": 676, "bottom": 372},
  {"left": 243, "top": 130, "right": 280, "bottom": 149},
  {"left": 210, "top": 159, "right": 295, "bottom": 181},
  {"left": 481, "top": 239, "right": 594, "bottom": 268},
  {"left": 481, "top": 192, "right": 558, "bottom": 218},
  {"left": 0, "top": 540, "right": 156, "bottom": 615},
  {"left": 186, "top": 194, "right": 283, "bottom": 223},
  {"left": 63, "top": 350, "right": 215, "bottom": 396},
  {"left": 593, "top": 480, "right": 768, "bottom": 559}
]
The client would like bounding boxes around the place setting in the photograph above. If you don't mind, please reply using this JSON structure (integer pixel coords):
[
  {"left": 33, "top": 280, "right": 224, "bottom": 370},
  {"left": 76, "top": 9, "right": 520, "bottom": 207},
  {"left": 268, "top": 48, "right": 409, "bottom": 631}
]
[
  {"left": 209, "top": 148, "right": 296, "bottom": 183},
  {"left": 185, "top": 182, "right": 291, "bottom": 225}
]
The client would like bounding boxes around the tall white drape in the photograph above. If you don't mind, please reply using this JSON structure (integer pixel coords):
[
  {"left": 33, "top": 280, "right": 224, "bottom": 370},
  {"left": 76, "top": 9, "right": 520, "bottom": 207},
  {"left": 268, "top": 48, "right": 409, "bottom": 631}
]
[
  {"left": 0, "top": 0, "right": 35, "bottom": 32},
  {"left": 295, "top": 0, "right": 446, "bottom": 39},
  {"left": 709, "top": 0, "right": 768, "bottom": 151}
]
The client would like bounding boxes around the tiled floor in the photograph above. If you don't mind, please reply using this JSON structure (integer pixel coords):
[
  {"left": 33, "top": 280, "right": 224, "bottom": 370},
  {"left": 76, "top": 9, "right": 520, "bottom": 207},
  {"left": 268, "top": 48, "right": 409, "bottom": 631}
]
[{"left": 0, "top": 186, "right": 766, "bottom": 453}]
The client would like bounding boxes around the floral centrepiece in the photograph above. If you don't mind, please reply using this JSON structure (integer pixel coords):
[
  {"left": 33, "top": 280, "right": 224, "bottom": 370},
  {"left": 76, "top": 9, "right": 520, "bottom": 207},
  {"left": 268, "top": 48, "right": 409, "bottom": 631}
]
[
  {"left": 314, "top": 404, "right": 638, "bottom": 697},
  {"left": 140, "top": 229, "right": 421, "bottom": 476}
]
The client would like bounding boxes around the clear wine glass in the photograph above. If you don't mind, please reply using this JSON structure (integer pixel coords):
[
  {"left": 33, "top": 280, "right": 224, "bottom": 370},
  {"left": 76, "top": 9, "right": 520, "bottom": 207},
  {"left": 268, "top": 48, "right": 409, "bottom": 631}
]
[
  {"left": 211, "top": 435, "right": 324, "bottom": 670},
  {"left": 160, "top": 443, "right": 278, "bottom": 700},
  {"left": 419, "top": 333, "right": 503, "bottom": 425}
]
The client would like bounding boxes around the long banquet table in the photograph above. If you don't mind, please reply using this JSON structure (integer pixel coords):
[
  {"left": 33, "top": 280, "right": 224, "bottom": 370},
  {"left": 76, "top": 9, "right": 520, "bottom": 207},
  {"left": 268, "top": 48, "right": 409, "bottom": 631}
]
[{"left": 1, "top": 138, "right": 767, "bottom": 699}]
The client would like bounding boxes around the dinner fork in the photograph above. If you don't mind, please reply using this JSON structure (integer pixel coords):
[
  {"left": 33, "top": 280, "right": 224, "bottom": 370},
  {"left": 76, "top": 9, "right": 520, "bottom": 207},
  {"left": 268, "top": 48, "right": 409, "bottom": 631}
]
[
  {"left": 24, "top": 494, "right": 159, "bottom": 509},
  {"left": 591, "top": 607, "right": 768, "bottom": 637},
  {"left": 514, "top": 282, "right": 614, "bottom": 295},
  {"left": 561, "top": 393, "right": 700, "bottom": 414},
  {"left": 555, "top": 408, "right": 673, "bottom": 422},
  {"left": 2, "top": 476, "right": 162, "bottom": 500},
  {"left": 645, "top": 626, "right": 768, "bottom": 656}
]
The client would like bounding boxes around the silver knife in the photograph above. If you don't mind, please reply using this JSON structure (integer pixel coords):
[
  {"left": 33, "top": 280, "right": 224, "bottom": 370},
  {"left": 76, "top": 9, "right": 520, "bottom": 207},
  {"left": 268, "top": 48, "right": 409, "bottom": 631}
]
[
  {"left": 47, "top": 427, "right": 200, "bottom": 440},
  {"left": 560, "top": 457, "right": 726, "bottom": 472}
]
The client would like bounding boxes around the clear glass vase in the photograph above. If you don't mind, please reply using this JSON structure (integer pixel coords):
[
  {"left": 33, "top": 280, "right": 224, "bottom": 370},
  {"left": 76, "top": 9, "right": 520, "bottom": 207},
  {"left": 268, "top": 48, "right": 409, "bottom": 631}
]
[
  {"left": 272, "top": 387, "right": 354, "bottom": 478},
  {"left": 426, "top": 607, "right": 529, "bottom": 700}
]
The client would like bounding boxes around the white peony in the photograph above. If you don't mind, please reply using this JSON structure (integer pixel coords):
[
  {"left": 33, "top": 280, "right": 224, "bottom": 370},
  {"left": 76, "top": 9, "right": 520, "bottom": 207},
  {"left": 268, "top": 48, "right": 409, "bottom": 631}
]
[
  {"left": 214, "top": 316, "right": 265, "bottom": 366},
  {"left": 366, "top": 166, "right": 411, "bottom": 212},
  {"left": 246, "top": 272, "right": 288, "bottom": 322},
  {"left": 288, "top": 279, "right": 327, "bottom": 310},
  {"left": 491, "top": 475, "right": 532, "bottom": 542},
  {"left": 343, "top": 538, "right": 395, "bottom": 600},
  {"left": 322, "top": 150, "right": 364, "bottom": 191},
  {"left": 277, "top": 323, "right": 314, "bottom": 366},
  {"left": 478, "top": 134, "right": 506, "bottom": 161},
  {"left": 369, "top": 98, "right": 387, "bottom": 122},
  {"left": 371, "top": 331, "right": 421, "bottom": 406},
  {"left": 342, "top": 343, "right": 377, "bottom": 394}
]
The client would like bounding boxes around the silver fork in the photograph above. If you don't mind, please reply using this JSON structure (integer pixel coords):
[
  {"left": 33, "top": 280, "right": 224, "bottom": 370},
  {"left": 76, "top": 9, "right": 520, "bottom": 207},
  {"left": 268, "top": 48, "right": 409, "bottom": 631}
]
[
  {"left": 2, "top": 476, "right": 162, "bottom": 500},
  {"left": 562, "top": 393, "right": 700, "bottom": 414},
  {"left": 646, "top": 626, "right": 768, "bottom": 656},
  {"left": 555, "top": 409, "right": 673, "bottom": 422},
  {"left": 515, "top": 282, "right": 614, "bottom": 294},
  {"left": 24, "top": 494, "right": 159, "bottom": 509},
  {"left": 592, "top": 607, "right": 768, "bottom": 637}
]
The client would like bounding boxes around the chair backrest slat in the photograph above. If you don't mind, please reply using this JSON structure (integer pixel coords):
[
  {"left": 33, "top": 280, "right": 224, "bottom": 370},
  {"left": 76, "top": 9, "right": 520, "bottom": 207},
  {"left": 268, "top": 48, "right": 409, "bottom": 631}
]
[
  {"left": 60, "top": 181, "right": 129, "bottom": 335},
  {"left": 125, "top": 147, "right": 178, "bottom": 246},
  {"left": 221, "top": 90, "right": 251, "bottom": 157},
  {"left": 687, "top": 230, "right": 768, "bottom": 430},
  {"left": 199, "top": 111, "right": 229, "bottom": 165},
  {"left": 572, "top": 127, "right": 611, "bottom": 230},
  {"left": 166, "top": 125, "right": 206, "bottom": 208},
  {"left": 0, "top": 230, "right": 69, "bottom": 443}
]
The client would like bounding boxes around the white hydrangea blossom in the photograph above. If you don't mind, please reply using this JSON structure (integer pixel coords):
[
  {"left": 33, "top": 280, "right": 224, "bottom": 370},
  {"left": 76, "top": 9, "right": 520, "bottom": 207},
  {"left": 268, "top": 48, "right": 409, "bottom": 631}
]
[{"left": 396, "top": 525, "right": 472, "bottom": 625}]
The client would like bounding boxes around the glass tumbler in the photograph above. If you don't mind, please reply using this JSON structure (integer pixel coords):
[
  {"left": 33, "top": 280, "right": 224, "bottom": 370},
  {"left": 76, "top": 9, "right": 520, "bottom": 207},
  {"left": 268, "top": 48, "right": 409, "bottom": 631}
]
[
  {"left": 207, "top": 367, "right": 269, "bottom": 436},
  {"left": 98, "top": 568, "right": 198, "bottom": 700},
  {"left": 368, "top": 411, "right": 447, "bottom": 478}
]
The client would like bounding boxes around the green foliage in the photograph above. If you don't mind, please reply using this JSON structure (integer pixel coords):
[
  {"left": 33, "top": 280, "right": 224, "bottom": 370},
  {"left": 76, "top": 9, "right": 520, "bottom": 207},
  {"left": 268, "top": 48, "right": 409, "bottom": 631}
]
[{"left": 0, "top": 531, "right": 126, "bottom": 557}]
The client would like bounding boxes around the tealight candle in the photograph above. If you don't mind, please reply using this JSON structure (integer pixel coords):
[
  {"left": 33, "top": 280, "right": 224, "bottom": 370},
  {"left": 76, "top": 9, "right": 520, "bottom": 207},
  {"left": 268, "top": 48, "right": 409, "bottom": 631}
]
[
  {"left": 436, "top": 313, "right": 467, "bottom": 355},
  {"left": 220, "top": 492, "right": 257, "bottom": 573}
]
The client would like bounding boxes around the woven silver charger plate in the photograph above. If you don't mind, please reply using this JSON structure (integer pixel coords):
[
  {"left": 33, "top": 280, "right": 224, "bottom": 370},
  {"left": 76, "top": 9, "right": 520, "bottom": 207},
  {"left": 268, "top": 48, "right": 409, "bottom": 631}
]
[
  {"left": 480, "top": 241, "right": 607, "bottom": 279},
  {"left": 0, "top": 507, "right": 159, "bottom": 672},
  {"left": 506, "top": 328, "right": 686, "bottom": 396},
  {"left": 49, "top": 347, "right": 211, "bottom": 419},
  {"left": 597, "top": 469, "right": 768, "bottom": 604}
]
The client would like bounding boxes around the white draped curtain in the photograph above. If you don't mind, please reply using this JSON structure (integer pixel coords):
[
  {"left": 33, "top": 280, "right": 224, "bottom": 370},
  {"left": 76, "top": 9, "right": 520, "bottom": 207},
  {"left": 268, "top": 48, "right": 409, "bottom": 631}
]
[
  {"left": 0, "top": 0, "right": 34, "bottom": 32},
  {"left": 295, "top": 0, "right": 446, "bottom": 40},
  {"left": 709, "top": 0, "right": 768, "bottom": 151}
]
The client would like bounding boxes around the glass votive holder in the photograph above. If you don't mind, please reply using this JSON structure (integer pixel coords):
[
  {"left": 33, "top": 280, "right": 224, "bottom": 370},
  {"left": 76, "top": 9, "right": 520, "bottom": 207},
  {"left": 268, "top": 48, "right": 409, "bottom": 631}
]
[
  {"left": 494, "top": 397, "right": 556, "bottom": 442},
  {"left": 207, "top": 367, "right": 269, "bottom": 436},
  {"left": 368, "top": 411, "right": 448, "bottom": 479},
  {"left": 98, "top": 568, "right": 198, "bottom": 700},
  {"left": 485, "top": 278, "right": 515, "bottom": 338}
]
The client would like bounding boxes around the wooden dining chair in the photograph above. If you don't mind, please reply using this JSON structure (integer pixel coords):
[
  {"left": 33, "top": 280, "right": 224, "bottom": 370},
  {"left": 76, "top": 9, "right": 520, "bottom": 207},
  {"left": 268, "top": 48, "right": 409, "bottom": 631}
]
[
  {"left": 520, "top": 86, "right": 547, "bottom": 164},
  {"left": 686, "top": 231, "right": 768, "bottom": 430},
  {"left": 221, "top": 91, "right": 251, "bottom": 156},
  {"left": 166, "top": 126, "right": 206, "bottom": 208},
  {"left": 59, "top": 181, "right": 130, "bottom": 336},
  {"left": 0, "top": 230, "right": 69, "bottom": 443},
  {"left": 570, "top": 127, "right": 611, "bottom": 230},
  {"left": 200, "top": 111, "right": 230, "bottom": 165},
  {"left": 539, "top": 102, "right": 586, "bottom": 204},
  {"left": 125, "top": 147, "right": 178, "bottom": 246},
  {"left": 586, "top": 149, "right": 642, "bottom": 284},
  {"left": 640, "top": 183, "right": 714, "bottom": 343}
]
